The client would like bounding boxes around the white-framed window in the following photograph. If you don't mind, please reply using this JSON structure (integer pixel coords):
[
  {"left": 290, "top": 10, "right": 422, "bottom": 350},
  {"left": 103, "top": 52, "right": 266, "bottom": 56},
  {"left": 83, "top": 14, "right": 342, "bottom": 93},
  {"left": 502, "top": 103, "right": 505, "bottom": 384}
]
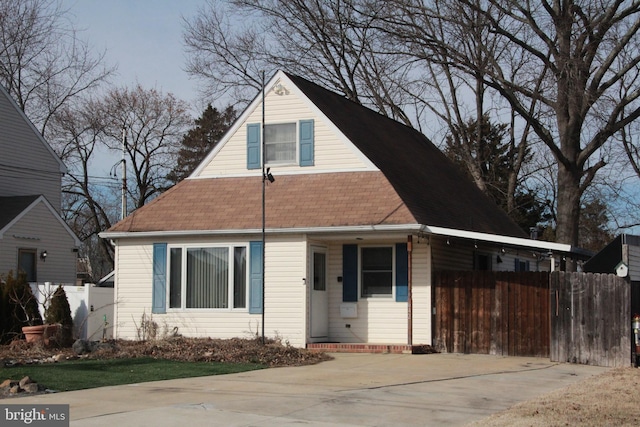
[
  {"left": 168, "top": 245, "right": 247, "bottom": 310},
  {"left": 360, "top": 246, "right": 394, "bottom": 297},
  {"left": 265, "top": 122, "right": 296, "bottom": 165}
]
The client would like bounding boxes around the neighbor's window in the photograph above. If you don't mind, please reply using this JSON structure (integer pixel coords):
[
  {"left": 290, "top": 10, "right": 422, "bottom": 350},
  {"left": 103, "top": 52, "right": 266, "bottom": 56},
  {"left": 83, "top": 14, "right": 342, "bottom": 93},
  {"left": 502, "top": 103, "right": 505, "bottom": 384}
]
[
  {"left": 265, "top": 123, "right": 296, "bottom": 164},
  {"left": 18, "top": 249, "right": 37, "bottom": 282},
  {"left": 168, "top": 245, "right": 247, "bottom": 309},
  {"left": 361, "top": 246, "right": 393, "bottom": 297}
]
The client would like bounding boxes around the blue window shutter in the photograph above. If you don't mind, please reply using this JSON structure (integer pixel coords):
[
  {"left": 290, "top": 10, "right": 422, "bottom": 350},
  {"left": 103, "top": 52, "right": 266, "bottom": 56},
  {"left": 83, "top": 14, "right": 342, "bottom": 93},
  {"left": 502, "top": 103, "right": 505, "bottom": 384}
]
[
  {"left": 249, "top": 241, "right": 263, "bottom": 314},
  {"left": 514, "top": 258, "right": 520, "bottom": 272},
  {"left": 299, "top": 119, "right": 314, "bottom": 166},
  {"left": 342, "top": 244, "right": 358, "bottom": 302},
  {"left": 247, "top": 123, "right": 261, "bottom": 170},
  {"left": 396, "top": 243, "right": 408, "bottom": 302},
  {"left": 152, "top": 243, "right": 167, "bottom": 314}
]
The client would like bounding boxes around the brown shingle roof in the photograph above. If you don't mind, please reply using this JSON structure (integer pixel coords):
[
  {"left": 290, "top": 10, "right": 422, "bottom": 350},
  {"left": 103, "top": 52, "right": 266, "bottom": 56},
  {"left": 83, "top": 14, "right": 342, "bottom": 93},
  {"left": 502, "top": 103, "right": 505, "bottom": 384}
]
[{"left": 109, "top": 172, "right": 415, "bottom": 232}]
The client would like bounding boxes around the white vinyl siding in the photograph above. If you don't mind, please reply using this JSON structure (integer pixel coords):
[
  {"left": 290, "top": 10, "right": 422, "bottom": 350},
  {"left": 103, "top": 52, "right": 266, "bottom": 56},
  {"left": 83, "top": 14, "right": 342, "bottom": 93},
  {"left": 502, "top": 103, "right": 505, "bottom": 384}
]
[
  {"left": 196, "top": 87, "right": 373, "bottom": 177},
  {"left": 113, "top": 235, "right": 307, "bottom": 347},
  {"left": 0, "top": 90, "right": 63, "bottom": 211},
  {"left": 0, "top": 202, "right": 76, "bottom": 283},
  {"left": 325, "top": 239, "right": 432, "bottom": 345},
  {"left": 411, "top": 241, "right": 432, "bottom": 344}
]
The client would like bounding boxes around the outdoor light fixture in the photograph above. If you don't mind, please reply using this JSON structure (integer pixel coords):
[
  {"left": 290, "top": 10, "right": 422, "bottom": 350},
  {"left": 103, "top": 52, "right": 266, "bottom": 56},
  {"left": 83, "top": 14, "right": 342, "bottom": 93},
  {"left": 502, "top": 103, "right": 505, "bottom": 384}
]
[
  {"left": 40, "top": 250, "right": 47, "bottom": 261},
  {"left": 264, "top": 167, "right": 275, "bottom": 183}
]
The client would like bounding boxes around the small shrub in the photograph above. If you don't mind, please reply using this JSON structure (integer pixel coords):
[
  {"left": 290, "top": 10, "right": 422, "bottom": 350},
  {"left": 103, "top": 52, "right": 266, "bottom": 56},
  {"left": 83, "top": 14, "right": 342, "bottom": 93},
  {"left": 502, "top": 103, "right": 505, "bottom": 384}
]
[
  {"left": 44, "top": 285, "right": 74, "bottom": 346},
  {"left": 135, "top": 312, "right": 158, "bottom": 341}
]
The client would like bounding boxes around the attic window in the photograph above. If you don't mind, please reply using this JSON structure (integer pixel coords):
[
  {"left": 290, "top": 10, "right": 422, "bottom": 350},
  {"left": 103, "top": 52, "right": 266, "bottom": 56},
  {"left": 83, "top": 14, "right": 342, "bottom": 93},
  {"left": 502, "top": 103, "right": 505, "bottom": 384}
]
[{"left": 265, "top": 123, "right": 296, "bottom": 164}]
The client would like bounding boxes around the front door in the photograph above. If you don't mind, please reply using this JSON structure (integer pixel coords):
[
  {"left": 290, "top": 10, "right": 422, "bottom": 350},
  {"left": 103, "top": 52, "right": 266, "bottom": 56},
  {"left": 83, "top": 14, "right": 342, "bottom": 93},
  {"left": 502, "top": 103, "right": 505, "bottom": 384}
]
[{"left": 310, "top": 247, "right": 328, "bottom": 339}]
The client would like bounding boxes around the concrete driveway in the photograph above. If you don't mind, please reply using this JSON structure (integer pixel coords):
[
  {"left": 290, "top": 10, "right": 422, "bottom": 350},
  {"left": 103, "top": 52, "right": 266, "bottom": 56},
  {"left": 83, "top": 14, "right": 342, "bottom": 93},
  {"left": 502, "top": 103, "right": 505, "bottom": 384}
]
[{"left": 7, "top": 353, "right": 607, "bottom": 426}]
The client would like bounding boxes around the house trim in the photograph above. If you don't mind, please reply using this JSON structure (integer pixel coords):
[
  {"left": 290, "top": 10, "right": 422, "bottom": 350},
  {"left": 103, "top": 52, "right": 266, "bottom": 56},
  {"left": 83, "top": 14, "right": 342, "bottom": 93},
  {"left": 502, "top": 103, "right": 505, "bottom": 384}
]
[
  {"left": 101, "top": 223, "right": 588, "bottom": 257},
  {"left": 424, "top": 225, "right": 590, "bottom": 257},
  {"left": 100, "top": 224, "right": 424, "bottom": 240}
]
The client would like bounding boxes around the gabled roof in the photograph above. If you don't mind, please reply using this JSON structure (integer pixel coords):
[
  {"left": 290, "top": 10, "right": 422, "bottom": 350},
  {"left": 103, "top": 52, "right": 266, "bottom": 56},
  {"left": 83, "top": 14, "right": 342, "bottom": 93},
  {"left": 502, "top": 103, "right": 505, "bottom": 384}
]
[
  {"left": 286, "top": 73, "right": 525, "bottom": 238},
  {"left": 0, "top": 195, "right": 81, "bottom": 245},
  {"left": 104, "top": 71, "right": 526, "bottom": 239}
]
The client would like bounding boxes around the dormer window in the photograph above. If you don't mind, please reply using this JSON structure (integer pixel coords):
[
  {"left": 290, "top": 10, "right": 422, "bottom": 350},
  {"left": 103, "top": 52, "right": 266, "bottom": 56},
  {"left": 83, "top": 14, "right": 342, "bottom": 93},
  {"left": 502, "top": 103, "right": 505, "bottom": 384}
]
[{"left": 265, "top": 123, "right": 296, "bottom": 165}]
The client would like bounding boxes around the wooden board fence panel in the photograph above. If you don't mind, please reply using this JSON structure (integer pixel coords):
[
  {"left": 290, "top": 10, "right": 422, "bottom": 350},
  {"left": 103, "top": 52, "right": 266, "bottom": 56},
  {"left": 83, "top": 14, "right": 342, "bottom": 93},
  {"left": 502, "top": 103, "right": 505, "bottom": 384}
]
[
  {"left": 433, "top": 271, "right": 549, "bottom": 357},
  {"left": 550, "top": 272, "right": 631, "bottom": 367}
]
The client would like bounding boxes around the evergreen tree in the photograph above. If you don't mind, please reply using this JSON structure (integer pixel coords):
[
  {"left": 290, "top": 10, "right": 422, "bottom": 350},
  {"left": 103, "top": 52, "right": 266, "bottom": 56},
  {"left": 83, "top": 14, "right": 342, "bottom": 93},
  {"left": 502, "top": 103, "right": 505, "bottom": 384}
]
[
  {"left": 578, "top": 199, "right": 615, "bottom": 253},
  {"left": 445, "top": 116, "right": 550, "bottom": 234},
  {"left": 166, "top": 104, "right": 237, "bottom": 185},
  {"left": 45, "top": 285, "right": 74, "bottom": 346}
]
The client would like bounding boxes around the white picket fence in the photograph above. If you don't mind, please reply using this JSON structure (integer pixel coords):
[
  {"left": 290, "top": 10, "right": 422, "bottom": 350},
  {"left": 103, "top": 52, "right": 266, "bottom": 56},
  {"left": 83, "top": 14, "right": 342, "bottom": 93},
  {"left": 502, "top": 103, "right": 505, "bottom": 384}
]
[{"left": 30, "top": 282, "right": 114, "bottom": 341}]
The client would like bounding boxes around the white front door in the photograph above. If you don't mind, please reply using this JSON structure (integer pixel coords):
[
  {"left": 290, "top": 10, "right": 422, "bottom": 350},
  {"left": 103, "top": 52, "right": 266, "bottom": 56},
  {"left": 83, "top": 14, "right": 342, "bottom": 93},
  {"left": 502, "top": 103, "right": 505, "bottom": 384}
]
[{"left": 310, "top": 247, "right": 328, "bottom": 339}]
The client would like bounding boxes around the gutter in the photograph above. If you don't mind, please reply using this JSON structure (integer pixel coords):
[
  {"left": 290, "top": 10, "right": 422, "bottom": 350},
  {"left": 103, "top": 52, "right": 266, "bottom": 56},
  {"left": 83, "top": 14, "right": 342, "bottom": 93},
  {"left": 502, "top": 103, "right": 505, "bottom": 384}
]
[
  {"left": 100, "top": 223, "right": 592, "bottom": 258},
  {"left": 99, "top": 224, "right": 423, "bottom": 240},
  {"left": 422, "top": 225, "right": 593, "bottom": 258}
]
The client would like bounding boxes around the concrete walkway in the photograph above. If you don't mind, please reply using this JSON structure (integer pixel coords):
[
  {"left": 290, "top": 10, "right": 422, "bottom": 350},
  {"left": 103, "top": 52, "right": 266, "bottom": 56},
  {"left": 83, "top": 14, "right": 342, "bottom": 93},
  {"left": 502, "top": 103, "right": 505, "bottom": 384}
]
[{"left": 7, "top": 353, "right": 608, "bottom": 426}]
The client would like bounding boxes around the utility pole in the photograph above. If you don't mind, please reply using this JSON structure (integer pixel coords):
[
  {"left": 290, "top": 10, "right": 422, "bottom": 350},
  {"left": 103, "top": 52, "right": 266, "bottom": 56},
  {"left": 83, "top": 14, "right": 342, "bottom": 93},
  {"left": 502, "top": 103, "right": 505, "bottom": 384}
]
[
  {"left": 121, "top": 127, "right": 127, "bottom": 220},
  {"left": 261, "top": 70, "right": 266, "bottom": 345}
]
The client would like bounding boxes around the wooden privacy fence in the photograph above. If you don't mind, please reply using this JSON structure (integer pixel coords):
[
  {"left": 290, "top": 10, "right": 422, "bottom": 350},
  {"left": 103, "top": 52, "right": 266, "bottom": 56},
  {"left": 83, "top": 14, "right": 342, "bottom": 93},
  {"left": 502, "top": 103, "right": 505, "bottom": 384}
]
[
  {"left": 550, "top": 272, "right": 630, "bottom": 367},
  {"left": 433, "top": 271, "right": 550, "bottom": 357}
]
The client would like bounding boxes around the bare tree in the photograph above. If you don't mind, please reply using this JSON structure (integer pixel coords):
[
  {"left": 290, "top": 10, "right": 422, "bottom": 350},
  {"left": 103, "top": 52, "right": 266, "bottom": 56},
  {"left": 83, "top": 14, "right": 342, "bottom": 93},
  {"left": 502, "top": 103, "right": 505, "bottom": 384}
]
[
  {"left": 52, "top": 101, "right": 119, "bottom": 275},
  {"left": 0, "top": 0, "right": 114, "bottom": 137},
  {"left": 183, "top": 0, "right": 413, "bottom": 124},
  {"left": 52, "top": 85, "right": 192, "bottom": 275},
  {"left": 385, "top": 0, "right": 640, "bottom": 256},
  {"left": 96, "top": 85, "right": 192, "bottom": 211}
]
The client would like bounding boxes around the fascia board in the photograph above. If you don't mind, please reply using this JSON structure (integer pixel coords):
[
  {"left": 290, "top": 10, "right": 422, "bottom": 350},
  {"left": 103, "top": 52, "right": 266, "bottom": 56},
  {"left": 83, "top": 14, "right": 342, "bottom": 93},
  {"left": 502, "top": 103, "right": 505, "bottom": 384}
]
[{"left": 424, "top": 225, "right": 588, "bottom": 255}]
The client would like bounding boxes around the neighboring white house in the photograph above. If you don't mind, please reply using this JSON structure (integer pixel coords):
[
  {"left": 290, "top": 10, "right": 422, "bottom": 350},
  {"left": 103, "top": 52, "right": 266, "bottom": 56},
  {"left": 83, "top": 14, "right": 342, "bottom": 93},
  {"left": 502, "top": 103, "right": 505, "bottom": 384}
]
[
  {"left": 0, "top": 84, "right": 80, "bottom": 284},
  {"left": 101, "top": 71, "right": 586, "bottom": 349}
]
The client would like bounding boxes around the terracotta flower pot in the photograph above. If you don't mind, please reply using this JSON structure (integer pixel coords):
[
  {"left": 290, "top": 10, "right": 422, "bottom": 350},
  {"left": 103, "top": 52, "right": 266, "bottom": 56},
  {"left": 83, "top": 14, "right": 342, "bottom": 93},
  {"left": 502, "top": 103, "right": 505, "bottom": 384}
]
[{"left": 22, "top": 324, "right": 59, "bottom": 344}]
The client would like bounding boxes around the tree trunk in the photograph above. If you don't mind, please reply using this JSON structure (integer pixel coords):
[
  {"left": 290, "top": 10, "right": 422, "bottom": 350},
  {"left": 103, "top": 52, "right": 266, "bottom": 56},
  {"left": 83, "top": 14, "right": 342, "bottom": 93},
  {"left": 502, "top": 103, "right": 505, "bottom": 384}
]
[{"left": 555, "top": 165, "right": 581, "bottom": 270}]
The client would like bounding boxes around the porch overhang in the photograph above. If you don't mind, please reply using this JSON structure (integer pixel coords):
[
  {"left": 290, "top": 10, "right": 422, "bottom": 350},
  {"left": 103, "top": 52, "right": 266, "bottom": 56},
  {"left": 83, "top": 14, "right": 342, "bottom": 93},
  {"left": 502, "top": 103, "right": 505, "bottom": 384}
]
[{"left": 422, "top": 225, "right": 593, "bottom": 259}]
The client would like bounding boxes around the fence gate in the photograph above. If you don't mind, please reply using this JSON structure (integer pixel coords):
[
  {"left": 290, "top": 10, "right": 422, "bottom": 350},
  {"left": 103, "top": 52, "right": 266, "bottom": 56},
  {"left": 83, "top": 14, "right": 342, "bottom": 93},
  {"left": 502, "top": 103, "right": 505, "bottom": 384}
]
[
  {"left": 433, "top": 271, "right": 550, "bottom": 357},
  {"left": 550, "top": 272, "right": 630, "bottom": 367}
]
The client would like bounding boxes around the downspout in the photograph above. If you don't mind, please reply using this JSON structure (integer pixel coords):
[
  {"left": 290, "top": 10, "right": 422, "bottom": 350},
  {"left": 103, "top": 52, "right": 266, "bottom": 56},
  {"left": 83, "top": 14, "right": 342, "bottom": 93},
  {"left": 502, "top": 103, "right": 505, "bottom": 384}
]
[{"left": 408, "top": 234, "right": 413, "bottom": 347}]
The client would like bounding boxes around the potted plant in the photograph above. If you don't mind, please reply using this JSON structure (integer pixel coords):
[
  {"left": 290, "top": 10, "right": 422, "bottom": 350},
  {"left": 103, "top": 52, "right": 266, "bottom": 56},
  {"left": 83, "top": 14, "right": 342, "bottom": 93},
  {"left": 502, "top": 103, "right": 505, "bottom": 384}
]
[{"left": 1, "top": 271, "right": 44, "bottom": 342}]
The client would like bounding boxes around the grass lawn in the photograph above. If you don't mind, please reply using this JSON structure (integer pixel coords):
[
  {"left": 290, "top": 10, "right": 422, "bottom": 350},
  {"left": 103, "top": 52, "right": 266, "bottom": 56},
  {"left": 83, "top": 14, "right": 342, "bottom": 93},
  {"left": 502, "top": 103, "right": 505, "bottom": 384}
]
[{"left": 1, "top": 358, "right": 265, "bottom": 392}]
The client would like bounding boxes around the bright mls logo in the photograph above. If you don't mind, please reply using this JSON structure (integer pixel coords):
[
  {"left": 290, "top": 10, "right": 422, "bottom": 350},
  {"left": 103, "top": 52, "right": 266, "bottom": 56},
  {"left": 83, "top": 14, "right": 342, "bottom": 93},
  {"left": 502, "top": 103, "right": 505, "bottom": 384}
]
[{"left": 1, "top": 404, "right": 69, "bottom": 426}]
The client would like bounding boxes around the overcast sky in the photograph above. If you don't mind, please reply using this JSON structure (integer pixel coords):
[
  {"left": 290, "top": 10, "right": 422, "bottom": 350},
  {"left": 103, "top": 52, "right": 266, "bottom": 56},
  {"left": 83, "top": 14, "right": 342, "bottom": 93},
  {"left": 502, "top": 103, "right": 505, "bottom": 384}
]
[{"left": 63, "top": 0, "right": 204, "bottom": 110}]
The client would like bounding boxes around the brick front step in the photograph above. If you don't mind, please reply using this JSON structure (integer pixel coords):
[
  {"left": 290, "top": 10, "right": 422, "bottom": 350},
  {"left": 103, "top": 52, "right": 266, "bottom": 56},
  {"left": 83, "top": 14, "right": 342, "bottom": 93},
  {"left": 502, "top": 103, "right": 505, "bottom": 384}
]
[{"left": 306, "top": 343, "right": 435, "bottom": 354}]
